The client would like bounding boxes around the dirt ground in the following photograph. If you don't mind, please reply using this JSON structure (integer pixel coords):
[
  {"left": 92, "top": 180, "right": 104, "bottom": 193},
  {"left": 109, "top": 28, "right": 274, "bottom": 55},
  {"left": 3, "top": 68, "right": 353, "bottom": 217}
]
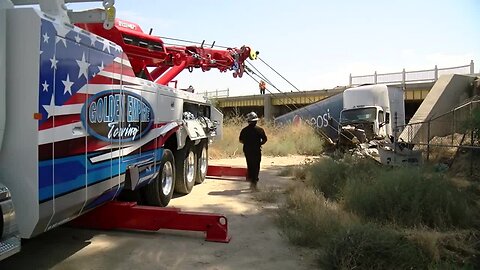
[{"left": 0, "top": 156, "right": 318, "bottom": 270}]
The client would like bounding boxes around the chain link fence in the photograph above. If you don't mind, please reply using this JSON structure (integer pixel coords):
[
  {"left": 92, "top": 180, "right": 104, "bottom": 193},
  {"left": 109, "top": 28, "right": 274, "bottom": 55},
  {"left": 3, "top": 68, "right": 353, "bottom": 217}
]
[{"left": 400, "top": 99, "right": 480, "bottom": 178}]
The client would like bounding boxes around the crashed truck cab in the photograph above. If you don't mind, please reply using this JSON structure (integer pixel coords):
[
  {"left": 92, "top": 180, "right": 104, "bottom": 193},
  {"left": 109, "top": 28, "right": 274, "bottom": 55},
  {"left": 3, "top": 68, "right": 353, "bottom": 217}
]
[
  {"left": 338, "top": 84, "right": 405, "bottom": 147},
  {"left": 339, "top": 105, "right": 389, "bottom": 143}
]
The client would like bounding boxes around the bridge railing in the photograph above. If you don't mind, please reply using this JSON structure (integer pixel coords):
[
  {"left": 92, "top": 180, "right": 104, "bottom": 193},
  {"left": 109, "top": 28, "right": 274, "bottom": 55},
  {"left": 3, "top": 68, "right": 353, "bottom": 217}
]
[
  {"left": 349, "top": 60, "right": 475, "bottom": 86},
  {"left": 203, "top": 88, "right": 229, "bottom": 99}
]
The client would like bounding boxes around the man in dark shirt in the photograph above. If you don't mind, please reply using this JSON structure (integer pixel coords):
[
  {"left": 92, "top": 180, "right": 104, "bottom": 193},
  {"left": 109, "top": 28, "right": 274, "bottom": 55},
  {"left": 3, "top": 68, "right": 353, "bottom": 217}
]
[{"left": 239, "top": 112, "right": 268, "bottom": 190}]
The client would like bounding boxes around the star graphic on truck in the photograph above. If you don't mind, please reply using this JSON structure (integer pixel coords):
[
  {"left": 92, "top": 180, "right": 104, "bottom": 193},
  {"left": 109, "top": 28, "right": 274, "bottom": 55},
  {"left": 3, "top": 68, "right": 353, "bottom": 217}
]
[{"left": 62, "top": 74, "right": 74, "bottom": 95}]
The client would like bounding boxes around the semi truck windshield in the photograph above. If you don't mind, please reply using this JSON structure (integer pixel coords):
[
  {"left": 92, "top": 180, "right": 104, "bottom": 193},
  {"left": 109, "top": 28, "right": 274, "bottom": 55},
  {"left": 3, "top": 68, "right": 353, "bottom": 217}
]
[{"left": 340, "top": 107, "right": 377, "bottom": 123}]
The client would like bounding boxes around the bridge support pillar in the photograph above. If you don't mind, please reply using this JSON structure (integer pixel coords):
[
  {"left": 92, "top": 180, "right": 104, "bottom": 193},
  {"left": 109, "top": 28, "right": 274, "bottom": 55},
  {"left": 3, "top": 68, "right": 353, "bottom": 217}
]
[{"left": 263, "top": 95, "right": 275, "bottom": 121}]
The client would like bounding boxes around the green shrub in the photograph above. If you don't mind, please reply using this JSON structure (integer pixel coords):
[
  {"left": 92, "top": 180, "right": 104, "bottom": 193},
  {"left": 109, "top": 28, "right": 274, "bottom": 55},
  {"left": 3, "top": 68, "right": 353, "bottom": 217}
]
[
  {"left": 343, "top": 167, "right": 477, "bottom": 229},
  {"left": 305, "top": 156, "right": 379, "bottom": 200},
  {"left": 469, "top": 107, "right": 480, "bottom": 146},
  {"left": 278, "top": 157, "right": 480, "bottom": 269},
  {"left": 465, "top": 107, "right": 480, "bottom": 131},
  {"left": 276, "top": 185, "right": 356, "bottom": 247},
  {"left": 306, "top": 158, "right": 349, "bottom": 200},
  {"left": 323, "top": 224, "right": 429, "bottom": 270}
]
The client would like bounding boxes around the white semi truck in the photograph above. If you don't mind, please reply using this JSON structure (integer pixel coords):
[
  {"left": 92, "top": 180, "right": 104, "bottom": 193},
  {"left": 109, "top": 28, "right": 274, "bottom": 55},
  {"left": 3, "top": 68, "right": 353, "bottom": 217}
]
[
  {"left": 0, "top": 0, "right": 255, "bottom": 260},
  {"left": 338, "top": 84, "right": 405, "bottom": 145}
]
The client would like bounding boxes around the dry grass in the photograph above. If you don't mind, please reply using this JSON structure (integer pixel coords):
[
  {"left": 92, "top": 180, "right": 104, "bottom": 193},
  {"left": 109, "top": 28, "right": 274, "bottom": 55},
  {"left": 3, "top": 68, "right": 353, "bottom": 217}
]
[
  {"left": 253, "top": 186, "right": 282, "bottom": 203},
  {"left": 276, "top": 185, "right": 358, "bottom": 248},
  {"left": 422, "top": 133, "right": 466, "bottom": 163},
  {"left": 343, "top": 166, "right": 479, "bottom": 229},
  {"left": 407, "top": 230, "right": 444, "bottom": 262},
  {"left": 209, "top": 117, "right": 324, "bottom": 159},
  {"left": 324, "top": 224, "right": 430, "bottom": 270},
  {"left": 277, "top": 164, "right": 309, "bottom": 180},
  {"left": 276, "top": 156, "right": 480, "bottom": 269},
  {"left": 407, "top": 229, "right": 480, "bottom": 267},
  {"left": 209, "top": 117, "right": 245, "bottom": 159}
]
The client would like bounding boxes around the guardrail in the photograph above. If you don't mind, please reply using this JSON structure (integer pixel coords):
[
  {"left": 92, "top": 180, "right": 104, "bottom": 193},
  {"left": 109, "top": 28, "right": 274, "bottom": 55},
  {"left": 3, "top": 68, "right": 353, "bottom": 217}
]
[{"left": 350, "top": 60, "right": 475, "bottom": 86}]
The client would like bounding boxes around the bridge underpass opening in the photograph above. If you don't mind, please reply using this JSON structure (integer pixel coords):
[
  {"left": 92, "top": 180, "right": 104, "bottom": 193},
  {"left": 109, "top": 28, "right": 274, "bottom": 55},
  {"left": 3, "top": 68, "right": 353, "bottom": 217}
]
[
  {"left": 220, "top": 106, "right": 265, "bottom": 119},
  {"left": 405, "top": 100, "right": 423, "bottom": 124}
]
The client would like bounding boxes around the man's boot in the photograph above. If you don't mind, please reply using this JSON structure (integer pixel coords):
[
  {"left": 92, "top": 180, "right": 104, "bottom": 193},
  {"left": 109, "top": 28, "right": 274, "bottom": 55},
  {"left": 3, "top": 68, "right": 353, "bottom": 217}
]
[{"left": 250, "top": 181, "right": 258, "bottom": 191}]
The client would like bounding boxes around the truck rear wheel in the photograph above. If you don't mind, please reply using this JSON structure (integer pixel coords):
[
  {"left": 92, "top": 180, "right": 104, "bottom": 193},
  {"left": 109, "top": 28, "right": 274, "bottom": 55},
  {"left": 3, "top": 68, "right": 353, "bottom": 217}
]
[
  {"left": 142, "top": 149, "right": 175, "bottom": 207},
  {"left": 174, "top": 141, "right": 196, "bottom": 194},
  {"left": 195, "top": 142, "right": 208, "bottom": 184}
]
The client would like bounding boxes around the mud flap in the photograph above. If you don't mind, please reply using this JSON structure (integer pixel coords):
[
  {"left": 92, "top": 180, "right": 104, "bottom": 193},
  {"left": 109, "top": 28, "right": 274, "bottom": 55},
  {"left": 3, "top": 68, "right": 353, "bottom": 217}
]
[
  {"left": 184, "top": 120, "right": 207, "bottom": 141},
  {"left": 210, "top": 107, "right": 223, "bottom": 140}
]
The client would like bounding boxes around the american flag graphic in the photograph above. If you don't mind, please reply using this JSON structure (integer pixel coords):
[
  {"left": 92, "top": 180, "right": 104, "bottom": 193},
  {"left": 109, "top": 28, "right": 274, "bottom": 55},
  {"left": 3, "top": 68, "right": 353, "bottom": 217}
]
[
  {"left": 38, "top": 19, "right": 125, "bottom": 129},
  {"left": 37, "top": 19, "right": 178, "bottom": 205}
]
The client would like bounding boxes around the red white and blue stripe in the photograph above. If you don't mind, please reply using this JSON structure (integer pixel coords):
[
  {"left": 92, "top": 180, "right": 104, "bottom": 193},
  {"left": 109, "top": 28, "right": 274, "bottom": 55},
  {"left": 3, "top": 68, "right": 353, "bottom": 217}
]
[{"left": 37, "top": 19, "right": 177, "bottom": 203}]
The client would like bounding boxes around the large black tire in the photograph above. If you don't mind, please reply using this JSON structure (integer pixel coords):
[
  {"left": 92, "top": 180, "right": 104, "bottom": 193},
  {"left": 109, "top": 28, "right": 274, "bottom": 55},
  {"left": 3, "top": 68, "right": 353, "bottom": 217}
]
[
  {"left": 195, "top": 141, "right": 208, "bottom": 184},
  {"left": 174, "top": 141, "right": 196, "bottom": 194},
  {"left": 142, "top": 149, "right": 175, "bottom": 207}
]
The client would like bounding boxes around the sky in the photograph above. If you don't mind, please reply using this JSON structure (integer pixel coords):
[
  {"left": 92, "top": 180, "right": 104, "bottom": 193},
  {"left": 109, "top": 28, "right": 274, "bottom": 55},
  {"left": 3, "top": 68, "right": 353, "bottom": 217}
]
[{"left": 68, "top": 0, "right": 480, "bottom": 97}]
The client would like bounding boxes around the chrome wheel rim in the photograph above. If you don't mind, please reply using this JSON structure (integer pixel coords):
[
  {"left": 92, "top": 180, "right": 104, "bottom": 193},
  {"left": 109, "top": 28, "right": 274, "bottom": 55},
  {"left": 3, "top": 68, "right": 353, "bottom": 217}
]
[
  {"left": 200, "top": 147, "right": 207, "bottom": 178},
  {"left": 161, "top": 160, "right": 173, "bottom": 196},
  {"left": 186, "top": 150, "right": 195, "bottom": 183}
]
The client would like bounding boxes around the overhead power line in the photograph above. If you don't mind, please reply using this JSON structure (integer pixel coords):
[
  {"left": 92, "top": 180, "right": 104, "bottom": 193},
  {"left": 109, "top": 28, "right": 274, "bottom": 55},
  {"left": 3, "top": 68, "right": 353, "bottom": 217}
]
[
  {"left": 244, "top": 62, "right": 335, "bottom": 140},
  {"left": 246, "top": 57, "right": 354, "bottom": 143},
  {"left": 154, "top": 35, "right": 353, "bottom": 143}
]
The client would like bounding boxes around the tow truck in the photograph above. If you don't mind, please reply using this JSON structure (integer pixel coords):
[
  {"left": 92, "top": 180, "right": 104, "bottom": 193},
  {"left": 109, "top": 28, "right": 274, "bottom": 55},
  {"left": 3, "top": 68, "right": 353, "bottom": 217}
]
[{"left": 0, "top": 0, "right": 255, "bottom": 260}]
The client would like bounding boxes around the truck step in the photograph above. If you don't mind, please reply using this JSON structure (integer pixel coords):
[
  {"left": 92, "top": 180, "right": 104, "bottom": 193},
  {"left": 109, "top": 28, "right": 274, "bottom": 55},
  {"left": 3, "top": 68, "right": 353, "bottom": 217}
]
[{"left": 0, "top": 236, "right": 21, "bottom": 261}]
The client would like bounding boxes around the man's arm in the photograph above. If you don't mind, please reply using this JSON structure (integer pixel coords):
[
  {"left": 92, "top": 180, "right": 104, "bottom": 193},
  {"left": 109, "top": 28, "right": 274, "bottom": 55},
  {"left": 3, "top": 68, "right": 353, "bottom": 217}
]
[
  {"left": 239, "top": 129, "right": 244, "bottom": 144},
  {"left": 260, "top": 128, "right": 267, "bottom": 145}
]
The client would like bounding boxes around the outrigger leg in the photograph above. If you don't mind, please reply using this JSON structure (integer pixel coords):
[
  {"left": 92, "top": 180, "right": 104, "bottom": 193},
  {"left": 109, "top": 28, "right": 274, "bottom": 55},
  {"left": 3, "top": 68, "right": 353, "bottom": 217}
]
[
  {"left": 70, "top": 201, "right": 230, "bottom": 243},
  {"left": 206, "top": 165, "right": 248, "bottom": 181}
]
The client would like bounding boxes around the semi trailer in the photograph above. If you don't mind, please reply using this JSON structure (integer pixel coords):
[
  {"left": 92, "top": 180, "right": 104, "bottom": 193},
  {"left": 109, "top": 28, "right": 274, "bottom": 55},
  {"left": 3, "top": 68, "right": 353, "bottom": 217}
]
[{"left": 274, "top": 84, "right": 405, "bottom": 146}]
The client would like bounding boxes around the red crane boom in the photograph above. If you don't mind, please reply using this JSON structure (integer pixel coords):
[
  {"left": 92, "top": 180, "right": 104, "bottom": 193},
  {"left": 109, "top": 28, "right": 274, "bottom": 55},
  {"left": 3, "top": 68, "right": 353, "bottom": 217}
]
[{"left": 78, "top": 19, "right": 256, "bottom": 86}]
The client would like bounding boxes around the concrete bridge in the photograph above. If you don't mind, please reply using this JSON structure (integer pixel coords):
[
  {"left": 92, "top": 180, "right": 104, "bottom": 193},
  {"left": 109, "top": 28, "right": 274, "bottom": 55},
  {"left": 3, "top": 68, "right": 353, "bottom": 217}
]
[
  {"left": 216, "top": 82, "right": 433, "bottom": 120},
  {"left": 213, "top": 61, "right": 475, "bottom": 120}
]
